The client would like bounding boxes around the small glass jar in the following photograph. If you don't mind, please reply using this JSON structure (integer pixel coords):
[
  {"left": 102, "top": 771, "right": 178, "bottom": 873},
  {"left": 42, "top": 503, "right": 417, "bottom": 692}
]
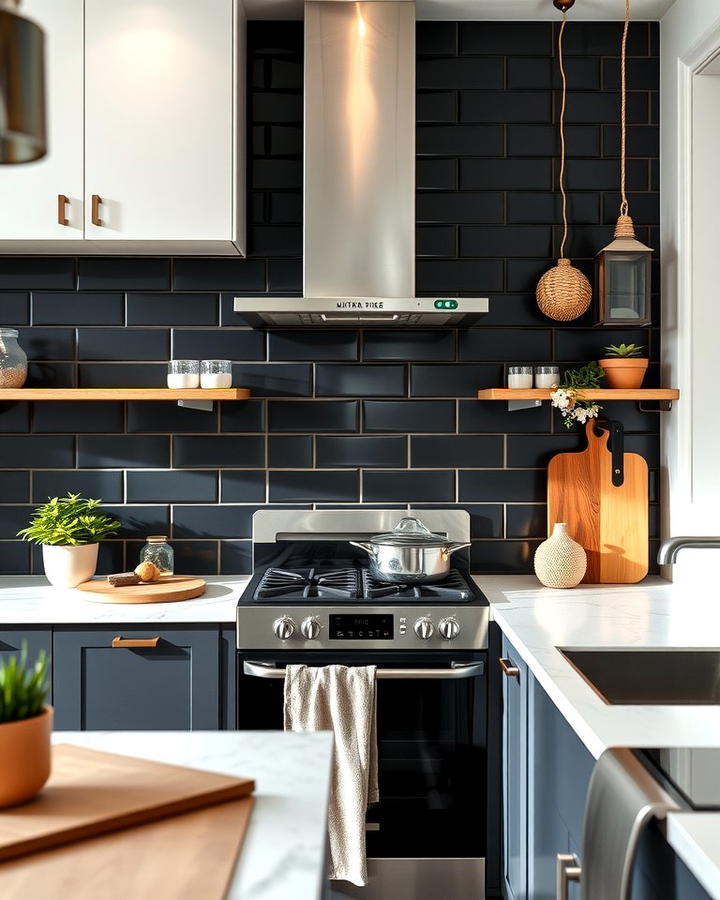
[
  {"left": 200, "top": 359, "right": 232, "bottom": 389},
  {"left": 535, "top": 365, "right": 560, "bottom": 389},
  {"left": 508, "top": 366, "right": 533, "bottom": 389},
  {"left": 167, "top": 359, "right": 199, "bottom": 389},
  {"left": 0, "top": 328, "right": 28, "bottom": 388},
  {"left": 140, "top": 535, "right": 174, "bottom": 575}
]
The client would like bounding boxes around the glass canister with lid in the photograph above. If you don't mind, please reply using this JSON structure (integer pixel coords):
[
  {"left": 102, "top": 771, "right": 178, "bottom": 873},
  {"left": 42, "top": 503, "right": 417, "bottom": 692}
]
[
  {"left": 0, "top": 328, "right": 27, "bottom": 388},
  {"left": 140, "top": 535, "right": 174, "bottom": 575}
]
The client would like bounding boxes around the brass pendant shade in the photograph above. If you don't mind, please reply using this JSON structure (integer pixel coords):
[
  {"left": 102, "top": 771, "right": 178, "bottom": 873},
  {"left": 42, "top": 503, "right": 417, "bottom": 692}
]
[{"left": 0, "top": 1, "right": 47, "bottom": 164}]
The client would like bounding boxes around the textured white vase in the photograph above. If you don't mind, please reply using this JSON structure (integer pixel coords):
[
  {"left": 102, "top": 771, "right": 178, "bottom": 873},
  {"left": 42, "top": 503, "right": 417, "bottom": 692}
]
[
  {"left": 534, "top": 523, "right": 587, "bottom": 589},
  {"left": 42, "top": 543, "right": 99, "bottom": 588}
]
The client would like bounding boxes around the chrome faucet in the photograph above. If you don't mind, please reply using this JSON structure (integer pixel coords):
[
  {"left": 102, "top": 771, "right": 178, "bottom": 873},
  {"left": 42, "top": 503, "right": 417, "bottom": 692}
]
[{"left": 657, "top": 536, "right": 720, "bottom": 565}]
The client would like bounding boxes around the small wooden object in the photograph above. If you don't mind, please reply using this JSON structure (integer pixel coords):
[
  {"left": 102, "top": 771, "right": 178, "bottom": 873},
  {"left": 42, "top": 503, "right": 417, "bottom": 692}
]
[
  {"left": 0, "top": 744, "right": 254, "bottom": 863},
  {"left": 106, "top": 572, "right": 140, "bottom": 586},
  {"left": 77, "top": 574, "right": 206, "bottom": 604},
  {"left": 547, "top": 420, "right": 649, "bottom": 583}
]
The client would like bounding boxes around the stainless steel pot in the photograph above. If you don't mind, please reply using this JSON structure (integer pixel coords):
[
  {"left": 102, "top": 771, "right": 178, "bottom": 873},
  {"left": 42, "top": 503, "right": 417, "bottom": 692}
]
[{"left": 350, "top": 516, "right": 471, "bottom": 584}]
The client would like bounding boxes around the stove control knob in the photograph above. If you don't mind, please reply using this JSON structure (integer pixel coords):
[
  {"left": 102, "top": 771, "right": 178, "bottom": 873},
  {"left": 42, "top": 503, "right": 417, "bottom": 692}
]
[
  {"left": 414, "top": 617, "right": 434, "bottom": 640},
  {"left": 273, "top": 616, "right": 295, "bottom": 640},
  {"left": 301, "top": 617, "right": 321, "bottom": 640},
  {"left": 439, "top": 617, "right": 460, "bottom": 641}
]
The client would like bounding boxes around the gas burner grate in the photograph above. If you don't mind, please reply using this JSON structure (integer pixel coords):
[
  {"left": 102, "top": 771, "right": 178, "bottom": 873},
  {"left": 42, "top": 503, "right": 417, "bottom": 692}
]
[
  {"left": 255, "top": 567, "right": 359, "bottom": 601},
  {"left": 361, "top": 568, "right": 474, "bottom": 602}
]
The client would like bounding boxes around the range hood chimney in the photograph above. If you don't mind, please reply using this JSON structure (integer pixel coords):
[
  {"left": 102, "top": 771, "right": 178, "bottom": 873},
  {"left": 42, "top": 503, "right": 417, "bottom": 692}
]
[{"left": 235, "top": 0, "right": 488, "bottom": 327}]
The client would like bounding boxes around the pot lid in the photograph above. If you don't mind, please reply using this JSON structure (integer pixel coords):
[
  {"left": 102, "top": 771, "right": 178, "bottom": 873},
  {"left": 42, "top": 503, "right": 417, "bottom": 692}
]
[{"left": 369, "top": 517, "right": 450, "bottom": 548}]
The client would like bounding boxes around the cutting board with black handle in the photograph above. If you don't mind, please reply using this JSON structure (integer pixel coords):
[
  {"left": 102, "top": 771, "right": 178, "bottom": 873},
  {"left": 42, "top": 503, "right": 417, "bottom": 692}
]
[{"left": 547, "top": 420, "right": 648, "bottom": 583}]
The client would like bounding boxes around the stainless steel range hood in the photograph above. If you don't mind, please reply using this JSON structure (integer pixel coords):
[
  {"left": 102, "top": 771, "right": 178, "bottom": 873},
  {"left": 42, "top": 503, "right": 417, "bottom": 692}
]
[{"left": 234, "top": 0, "right": 488, "bottom": 328}]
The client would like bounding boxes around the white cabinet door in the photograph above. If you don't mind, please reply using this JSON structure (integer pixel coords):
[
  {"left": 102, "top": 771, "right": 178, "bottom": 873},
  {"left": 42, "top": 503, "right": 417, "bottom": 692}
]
[
  {"left": 84, "top": 0, "right": 235, "bottom": 245},
  {"left": 0, "top": 0, "right": 84, "bottom": 242}
]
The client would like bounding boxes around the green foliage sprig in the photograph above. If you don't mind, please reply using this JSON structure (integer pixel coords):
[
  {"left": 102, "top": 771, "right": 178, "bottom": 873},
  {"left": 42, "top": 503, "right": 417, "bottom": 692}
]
[
  {"left": 0, "top": 644, "right": 49, "bottom": 724},
  {"left": 551, "top": 361, "right": 605, "bottom": 430},
  {"left": 560, "top": 361, "right": 605, "bottom": 390},
  {"left": 17, "top": 493, "right": 120, "bottom": 546},
  {"left": 604, "top": 343, "right": 645, "bottom": 358}
]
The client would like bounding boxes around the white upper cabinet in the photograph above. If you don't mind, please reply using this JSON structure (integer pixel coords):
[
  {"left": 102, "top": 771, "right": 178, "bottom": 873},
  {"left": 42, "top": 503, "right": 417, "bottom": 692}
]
[
  {"left": 0, "top": 0, "right": 84, "bottom": 244},
  {"left": 0, "top": 0, "right": 245, "bottom": 255}
]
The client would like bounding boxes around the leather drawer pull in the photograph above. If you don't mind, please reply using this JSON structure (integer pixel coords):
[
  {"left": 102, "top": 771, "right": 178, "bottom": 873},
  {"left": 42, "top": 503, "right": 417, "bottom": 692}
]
[{"left": 111, "top": 636, "right": 160, "bottom": 648}]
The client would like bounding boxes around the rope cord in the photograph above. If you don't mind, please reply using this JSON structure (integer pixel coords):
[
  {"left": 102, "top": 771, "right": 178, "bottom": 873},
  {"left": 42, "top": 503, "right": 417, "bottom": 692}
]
[
  {"left": 558, "top": 13, "right": 568, "bottom": 259},
  {"left": 619, "top": 0, "right": 630, "bottom": 216}
]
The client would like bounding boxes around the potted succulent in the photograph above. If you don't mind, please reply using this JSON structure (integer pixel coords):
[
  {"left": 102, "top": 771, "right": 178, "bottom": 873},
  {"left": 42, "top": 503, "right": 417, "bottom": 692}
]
[
  {"left": 0, "top": 645, "right": 51, "bottom": 807},
  {"left": 598, "top": 343, "right": 649, "bottom": 389},
  {"left": 17, "top": 493, "right": 120, "bottom": 588}
]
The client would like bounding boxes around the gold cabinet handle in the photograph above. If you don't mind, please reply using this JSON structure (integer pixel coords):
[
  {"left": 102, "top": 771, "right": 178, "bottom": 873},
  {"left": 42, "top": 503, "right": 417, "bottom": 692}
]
[
  {"left": 91, "top": 194, "right": 103, "bottom": 226},
  {"left": 499, "top": 657, "right": 520, "bottom": 678},
  {"left": 111, "top": 636, "right": 160, "bottom": 648},
  {"left": 58, "top": 194, "right": 69, "bottom": 226}
]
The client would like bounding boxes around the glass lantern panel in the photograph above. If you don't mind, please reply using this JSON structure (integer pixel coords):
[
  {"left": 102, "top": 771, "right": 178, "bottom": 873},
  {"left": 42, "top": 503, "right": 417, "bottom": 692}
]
[{"left": 604, "top": 252, "right": 648, "bottom": 320}]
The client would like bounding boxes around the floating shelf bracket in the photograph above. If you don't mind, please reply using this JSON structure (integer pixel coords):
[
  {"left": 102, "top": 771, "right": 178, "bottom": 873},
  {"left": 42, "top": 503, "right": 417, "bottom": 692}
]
[
  {"left": 507, "top": 398, "right": 543, "bottom": 412},
  {"left": 637, "top": 398, "right": 674, "bottom": 413},
  {"left": 177, "top": 398, "right": 215, "bottom": 412}
]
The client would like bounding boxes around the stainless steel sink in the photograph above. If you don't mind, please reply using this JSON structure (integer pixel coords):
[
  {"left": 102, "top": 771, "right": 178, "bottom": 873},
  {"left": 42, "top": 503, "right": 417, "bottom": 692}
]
[{"left": 559, "top": 648, "right": 720, "bottom": 705}]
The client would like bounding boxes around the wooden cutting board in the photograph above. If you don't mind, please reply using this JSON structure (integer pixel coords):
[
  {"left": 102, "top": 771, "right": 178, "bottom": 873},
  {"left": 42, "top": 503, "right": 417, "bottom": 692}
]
[
  {"left": 0, "top": 796, "right": 254, "bottom": 900},
  {"left": 547, "top": 420, "right": 649, "bottom": 583},
  {"left": 0, "top": 744, "right": 254, "bottom": 862},
  {"left": 77, "top": 575, "right": 206, "bottom": 604}
]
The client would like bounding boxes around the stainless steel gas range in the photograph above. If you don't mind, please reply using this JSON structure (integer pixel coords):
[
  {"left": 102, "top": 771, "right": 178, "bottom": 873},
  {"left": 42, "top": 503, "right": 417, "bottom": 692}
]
[{"left": 235, "top": 509, "right": 489, "bottom": 900}]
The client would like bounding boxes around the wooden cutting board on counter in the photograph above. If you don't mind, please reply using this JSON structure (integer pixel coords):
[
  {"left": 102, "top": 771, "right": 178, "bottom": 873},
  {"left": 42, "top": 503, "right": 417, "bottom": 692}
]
[
  {"left": 76, "top": 574, "right": 206, "bottom": 604},
  {"left": 547, "top": 420, "right": 648, "bottom": 583}
]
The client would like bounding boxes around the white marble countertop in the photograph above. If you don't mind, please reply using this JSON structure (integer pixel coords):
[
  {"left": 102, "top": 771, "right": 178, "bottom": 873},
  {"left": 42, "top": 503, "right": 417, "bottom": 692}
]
[{"left": 51, "top": 730, "right": 333, "bottom": 900}]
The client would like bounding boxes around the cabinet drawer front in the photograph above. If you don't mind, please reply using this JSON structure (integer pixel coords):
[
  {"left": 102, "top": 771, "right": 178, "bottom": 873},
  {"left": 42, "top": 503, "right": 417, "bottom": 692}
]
[
  {"left": 502, "top": 635, "right": 528, "bottom": 900},
  {"left": 53, "top": 627, "right": 220, "bottom": 731}
]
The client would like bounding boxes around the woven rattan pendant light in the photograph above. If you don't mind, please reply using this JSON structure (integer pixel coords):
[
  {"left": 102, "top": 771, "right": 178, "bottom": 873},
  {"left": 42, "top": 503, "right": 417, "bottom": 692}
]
[{"left": 536, "top": 0, "right": 592, "bottom": 322}]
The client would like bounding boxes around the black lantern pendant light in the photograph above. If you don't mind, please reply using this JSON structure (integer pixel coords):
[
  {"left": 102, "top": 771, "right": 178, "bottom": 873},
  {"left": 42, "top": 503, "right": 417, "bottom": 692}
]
[
  {"left": 0, "top": 0, "right": 47, "bottom": 164},
  {"left": 595, "top": 0, "right": 652, "bottom": 326}
]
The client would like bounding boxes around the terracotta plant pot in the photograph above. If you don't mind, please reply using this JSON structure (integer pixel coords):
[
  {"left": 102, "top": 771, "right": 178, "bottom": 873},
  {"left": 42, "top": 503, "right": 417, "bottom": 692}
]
[
  {"left": 0, "top": 706, "right": 52, "bottom": 807},
  {"left": 42, "top": 542, "right": 99, "bottom": 588},
  {"left": 598, "top": 357, "right": 649, "bottom": 389}
]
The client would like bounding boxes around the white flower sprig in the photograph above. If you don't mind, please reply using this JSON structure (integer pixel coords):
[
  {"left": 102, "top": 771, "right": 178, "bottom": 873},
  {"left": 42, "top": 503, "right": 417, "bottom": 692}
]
[{"left": 550, "top": 387, "right": 601, "bottom": 429}]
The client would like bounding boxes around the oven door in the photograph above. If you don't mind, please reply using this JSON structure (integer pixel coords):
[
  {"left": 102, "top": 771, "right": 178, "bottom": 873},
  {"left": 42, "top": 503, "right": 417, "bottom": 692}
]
[{"left": 237, "top": 650, "right": 487, "bottom": 861}]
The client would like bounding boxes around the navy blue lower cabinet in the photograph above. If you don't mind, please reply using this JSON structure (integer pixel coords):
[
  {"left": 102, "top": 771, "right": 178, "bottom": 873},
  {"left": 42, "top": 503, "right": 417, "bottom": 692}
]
[
  {"left": 52, "top": 626, "right": 222, "bottom": 731},
  {"left": 221, "top": 625, "right": 236, "bottom": 730},
  {"left": 630, "top": 819, "right": 712, "bottom": 900},
  {"left": 0, "top": 628, "right": 53, "bottom": 702},
  {"left": 501, "top": 635, "right": 528, "bottom": 900}
]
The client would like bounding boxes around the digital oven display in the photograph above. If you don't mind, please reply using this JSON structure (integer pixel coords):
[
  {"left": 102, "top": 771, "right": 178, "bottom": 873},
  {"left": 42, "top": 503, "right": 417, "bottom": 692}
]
[{"left": 329, "top": 614, "right": 393, "bottom": 640}]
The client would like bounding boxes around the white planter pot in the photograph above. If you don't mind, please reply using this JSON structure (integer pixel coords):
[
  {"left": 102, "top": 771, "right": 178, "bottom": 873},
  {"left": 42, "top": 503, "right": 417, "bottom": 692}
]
[{"left": 42, "top": 543, "right": 99, "bottom": 588}]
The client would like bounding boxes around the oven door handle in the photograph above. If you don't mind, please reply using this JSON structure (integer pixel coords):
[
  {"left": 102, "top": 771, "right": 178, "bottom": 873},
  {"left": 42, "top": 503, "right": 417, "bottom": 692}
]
[{"left": 242, "top": 661, "right": 485, "bottom": 680}]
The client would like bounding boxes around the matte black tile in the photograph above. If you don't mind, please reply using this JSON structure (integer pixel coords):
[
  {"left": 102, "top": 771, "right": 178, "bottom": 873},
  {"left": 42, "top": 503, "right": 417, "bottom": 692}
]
[
  {"left": 555, "top": 328, "right": 650, "bottom": 362},
  {"left": 269, "top": 192, "right": 302, "bottom": 223},
  {"left": 173, "top": 258, "right": 266, "bottom": 292},
  {"left": 602, "top": 192, "right": 658, "bottom": 226},
  {"left": 32, "top": 401, "right": 124, "bottom": 434},
  {"left": 459, "top": 469, "right": 546, "bottom": 502},
  {"left": 460, "top": 159, "right": 552, "bottom": 191},
  {"left": 625, "top": 434, "right": 660, "bottom": 468},
  {"left": 565, "top": 159, "right": 648, "bottom": 192},
  {"left": 78, "top": 258, "right": 170, "bottom": 291},
  {"left": 174, "top": 505, "right": 248, "bottom": 539},
  {"left": 416, "top": 92, "right": 457, "bottom": 124},
  {"left": 268, "top": 331, "right": 358, "bottom": 361},
  {"left": 506, "top": 258, "right": 555, "bottom": 294},
  {"left": 602, "top": 124, "right": 659, "bottom": 158},
  {"left": 221, "top": 471, "right": 267, "bottom": 502},
  {"left": 460, "top": 226, "right": 552, "bottom": 258},
  {"left": 460, "top": 22, "right": 552, "bottom": 56},
  {"left": 269, "top": 400, "right": 358, "bottom": 433},
  {"left": 507, "top": 505, "right": 547, "bottom": 538},
  {"left": 363, "top": 331, "right": 455, "bottom": 362},
  {"left": 0, "top": 403, "right": 30, "bottom": 432},
  {"left": 78, "top": 363, "right": 166, "bottom": 388},
  {"left": 269, "top": 57, "right": 302, "bottom": 90},
  {"left": 416, "top": 159, "right": 457, "bottom": 191},
  {"left": 0, "top": 542, "right": 30, "bottom": 574},
  {"left": 418, "top": 58, "right": 503, "bottom": 89},
  {"left": 470, "top": 540, "right": 538, "bottom": 574},
  {"left": 559, "top": 21, "right": 649, "bottom": 56},
  {"left": 251, "top": 159, "right": 302, "bottom": 190},
  {"left": 0, "top": 436, "right": 75, "bottom": 469},
  {"left": 459, "top": 328, "right": 552, "bottom": 362},
  {"left": 78, "top": 435, "right": 169, "bottom": 469},
  {"left": 417, "top": 192, "right": 504, "bottom": 224},
  {"left": 268, "top": 259, "right": 302, "bottom": 292},
  {"left": 417, "top": 226, "right": 456, "bottom": 257},
  {"left": 507, "top": 192, "right": 600, "bottom": 226},
  {"left": 172, "top": 435, "right": 264, "bottom": 468},
  {"left": 0, "top": 471, "right": 30, "bottom": 502},
  {"left": 506, "top": 124, "right": 601, "bottom": 158},
  {"left": 26, "top": 362, "right": 75, "bottom": 388},
  {"left": 249, "top": 225, "right": 302, "bottom": 257},
  {"left": 464, "top": 504, "right": 504, "bottom": 538},
  {"left": 563, "top": 91, "right": 648, "bottom": 125},
  {"left": 127, "top": 293, "right": 219, "bottom": 326},
  {"left": 33, "top": 293, "right": 124, "bottom": 325},
  {"left": 602, "top": 57, "right": 658, "bottom": 90},
  {"left": 363, "top": 400, "right": 455, "bottom": 433},
  {"left": 166, "top": 540, "right": 218, "bottom": 575},
  {"left": 32, "top": 470, "right": 123, "bottom": 503},
  {"left": 219, "top": 400, "right": 266, "bottom": 433},
  {"left": 316, "top": 436, "right": 406, "bottom": 469},
  {"left": 417, "top": 21, "right": 457, "bottom": 56},
  {"left": 128, "top": 470, "right": 217, "bottom": 504},
  {"left": 232, "top": 363, "right": 311, "bottom": 396},
  {"left": 316, "top": 364, "right": 406, "bottom": 398},
  {"left": 363, "top": 470, "right": 455, "bottom": 503},
  {"left": 251, "top": 93, "right": 302, "bottom": 125},
  {"left": 269, "top": 470, "right": 359, "bottom": 503},
  {"left": 127, "top": 402, "right": 219, "bottom": 434},
  {"left": 507, "top": 57, "right": 600, "bottom": 91},
  {"left": 411, "top": 435, "right": 503, "bottom": 468},
  {"left": 461, "top": 91, "right": 552, "bottom": 124},
  {"left": 269, "top": 435, "right": 312, "bottom": 467},
  {"left": 173, "top": 328, "right": 265, "bottom": 361},
  {"left": 0, "top": 505, "right": 35, "bottom": 539},
  {"left": 248, "top": 20, "right": 303, "bottom": 55},
  {"left": 507, "top": 434, "right": 585, "bottom": 468},
  {"left": 0, "top": 294, "right": 29, "bottom": 324},
  {"left": 104, "top": 505, "right": 170, "bottom": 538},
  {"left": 0, "top": 259, "right": 75, "bottom": 290},
  {"left": 78, "top": 328, "right": 169, "bottom": 361},
  {"left": 552, "top": 225, "right": 619, "bottom": 260},
  {"left": 477, "top": 294, "right": 552, "bottom": 328},
  {"left": 268, "top": 126, "right": 302, "bottom": 156},
  {"left": 416, "top": 260, "right": 504, "bottom": 293},
  {"left": 220, "top": 541, "right": 252, "bottom": 574},
  {"left": 410, "top": 364, "right": 501, "bottom": 397}
]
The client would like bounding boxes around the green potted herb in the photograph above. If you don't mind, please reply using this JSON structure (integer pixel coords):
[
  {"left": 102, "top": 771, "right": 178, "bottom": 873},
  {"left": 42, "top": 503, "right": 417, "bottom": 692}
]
[
  {"left": 17, "top": 493, "right": 120, "bottom": 588},
  {"left": 0, "top": 645, "right": 51, "bottom": 808},
  {"left": 550, "top": 361, "right": 605, "bottom": 429},
  {"left": 599, "top": 343, "right": 648, "bottom": 389}
]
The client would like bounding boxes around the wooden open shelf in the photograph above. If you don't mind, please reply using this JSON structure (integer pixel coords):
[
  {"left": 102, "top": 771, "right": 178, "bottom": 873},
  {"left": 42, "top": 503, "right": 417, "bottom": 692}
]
[
  {"left": 0, "top": 388, "right": 251, "bottom": 401},
  {"left": 477, "top": 388, "right": 680, "bottom": 401}
]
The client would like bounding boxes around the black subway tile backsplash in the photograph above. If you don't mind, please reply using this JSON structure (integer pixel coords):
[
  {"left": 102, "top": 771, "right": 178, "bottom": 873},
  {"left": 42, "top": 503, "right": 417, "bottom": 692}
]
[{"left": 0, "top": 20, "right": 659, "bottom": 575}]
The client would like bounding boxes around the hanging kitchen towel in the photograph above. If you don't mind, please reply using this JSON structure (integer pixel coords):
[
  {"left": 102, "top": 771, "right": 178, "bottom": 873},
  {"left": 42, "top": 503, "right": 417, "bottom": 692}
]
[{"left": 284, "top": 664, "right": 378, "bottom": 887}]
